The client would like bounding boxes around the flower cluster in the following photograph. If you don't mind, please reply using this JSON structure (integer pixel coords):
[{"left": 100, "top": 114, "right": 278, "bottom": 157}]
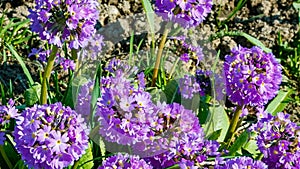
[
  {"left": 97, "top": 61, "right": 155, "bottom": 145},
  {"left": 0, "top": 99, "right": 18, "bottom": 145},
  {"left": 29, "top": 0, "right": 99, "bottom": 49},
  {"left": 143, "top": 103, "right": 220, "bottom": 168},
  {"left": 14, "top": 102, "right": 89, "bottom": 169},
  {"left": 98, "top": 153, "right": 153, "bottom": 169},
  {"left": 224, "top": 46, "right": 282, "bottom": 106},
  {"left": 97, "top": 60, "right": 219, "bottom": 167},
  {"left": 155, "top": 0, "right": 213, "bottom": 28},
  {"left": 195, "top": 69, "right": 212, "bottom": 96},
  {"left": 250, "top": 110, "right": 300, "bottom": 168},
  {"left": 215, "top": 156, "right": 268, "bottom": 169},
  {"left": 82, "top": 33, "right": 105, "bottom": 60}
]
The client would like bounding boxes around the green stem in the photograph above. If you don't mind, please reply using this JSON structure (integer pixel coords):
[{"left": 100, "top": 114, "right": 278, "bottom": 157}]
[
  {"left": 151, "top": 26, "right": 169, "bottom": 87},
  {"left": 168, "top": 57, "right": 180, "bottom": 80},
  {"left": 0, "top": 145, "right": 13, "bottom": 169},
  {"left": 40, "top": 46, "right": 58, "bottom": 104},
  {"left": 225, "top": 105, "right": 243, "bottom": 142}
]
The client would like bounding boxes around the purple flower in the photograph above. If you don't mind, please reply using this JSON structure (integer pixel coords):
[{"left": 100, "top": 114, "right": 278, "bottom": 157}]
[
  {"left": 82, "top": 33, "right": 105, "bottom": 60},
  {"left": 98, "top": 153, "right": 153, "bottom": 169},
  {"left": 178, "top": 75, "right": 201, "bottom": 99},
  {"left": 29, "top": 0, "right": 99, "bottom": 49},
  {"left": 97, "top": 61, "right": 156, "bottom": 146},
  {"left": 142, "top": 103, "right": 220, "bottom": 168},
  {"left": 155, "top": 0, "right": 212, "bottom": 28},
  {"left": 224, "top": 46, "right": 282, "bottom": 106},
  {"left": 75, "top": 80, "right": 94, "bottom": 124},
  {"left": 14, "top": 102, "right": 89, "bottom": 169},
  {"left": 56, "top": 57, "right": 75, "bottom": 71},
  {"left": 215, "top": 156, "right": 268, "bottom": 169},
  {"left": 0, "top": 132, "right": 5, "bottom": 145},
  {"left": 250, "top": 111, "right": 300, "bottom": 168},
  {"left": 0, "top": 99, "right": 19, "bottom": 145},
  {"left": 170, "top": 36, "right": 204, "bottom": 65}
]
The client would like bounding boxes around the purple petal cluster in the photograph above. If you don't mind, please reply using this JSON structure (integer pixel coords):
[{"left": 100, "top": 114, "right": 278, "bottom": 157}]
[
  {"left": 250, "top": 111, "right": 300, "bottom": 168},
  {"left": 155, "top": 0, "right": 213, "bottom": 28},
  {"left": 14, "top": 102, "right": 89, "bottom": 169},
  {"left": 143, "top": 103, "right": 220, "bottom": 168},
  {"left": 29, "top": 0, "right": 99, "bottom": 49},
  {"left": 56, "top": 57, "right": 75, "bottom": 71},
  {"left": 82, "top": 33, "right": 105, "bottom": 60},
  {"left": 28, "top": 48, "right": 76, "bottom": 71},
  {"left": 98, "top": 153, "right": 153, "bottom": 169},
  {"left": 0, "top": 99, "right": 18, "bottom": 145},
  {"left": 170, "top": 36, "right": 204, "bottom": 65},
  {"left": 97, "top": 60, "right": 219, "bottom": 167},
  {"left": 224, "top": 46, "right": 282, "bottom": 106},
  {"left": 179, "top": 75, "right": 201, "bottom": 99},
  {"left": 97, "top": 60, "right": 155, "bottom": 145},
  {"left": 75, "top": 80, "right": 94, "bottom": 123},
  {"left": 28, "top": 48, "right": 49, "bottom": 62},
  {"left": 215, "top": 156, "right": 268, "bottom": 169}
]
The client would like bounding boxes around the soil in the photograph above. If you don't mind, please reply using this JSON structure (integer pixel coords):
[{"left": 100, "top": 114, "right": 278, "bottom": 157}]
[{"left": 0, "top": 0, "right": 299, "bottom": 119}]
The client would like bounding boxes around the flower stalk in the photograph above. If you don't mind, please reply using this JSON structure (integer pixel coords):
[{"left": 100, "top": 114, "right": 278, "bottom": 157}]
[
  {"left": 151, "top": 26, "right": 169, "bottom": 87},
  {"left": 225, "top": 105, "right": 243, "bottom": 142},
  {"left": 40, "top": 45, "right": 58, "bottom": 104}
]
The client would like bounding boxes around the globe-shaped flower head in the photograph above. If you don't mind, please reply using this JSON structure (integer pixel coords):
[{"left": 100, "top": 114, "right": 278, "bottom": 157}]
[
  {"left": 224, "top": 46, "right": 282, "bottom": 106},
  {"left": 250, "top": 111, "right": 300, "bottom": 168},
  {"left": 98, "top": 153, "right": 153, "bottom": 169},
  {"left": 29, "top": 0, "right": 99, "bottom": 49},
  {"left": 215, "top": 156, "right": 268, "bottom": 169},
  {"left": 14, "top": 102, "right": 89, "bottom": 169},
  {"left": 155, "top": 0, "right": 213, "bottom": 28}
]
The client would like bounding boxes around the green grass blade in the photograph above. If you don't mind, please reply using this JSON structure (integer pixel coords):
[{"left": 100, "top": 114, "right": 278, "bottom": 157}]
[
  {"left": 9, "top": 80, "right": 13, "bottom": 98},
  {"left": 90, "top": 63, "right": 102, "bottom": 128},
  {"left": 6, "top": 44, "right": 34, "bottom": 85},
  {"left": 240, "top": 32, "right": 272, "bottom": 53},
  {"left": 0, "top": 83, "right": 6, "bottom": 105},
  {"left": 129, "top": 31, "right": 134, "bottom": 65},
  {"left": 222, "top": 0, "right": 247, "bottom": 25}
]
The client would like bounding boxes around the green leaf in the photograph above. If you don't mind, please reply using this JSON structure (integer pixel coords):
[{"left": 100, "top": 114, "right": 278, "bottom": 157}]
[
  {"left": 6, "top": 44, "right": 34, "bottom": 85},
  {"left": 162, "top": 80, "right": 181, "bottom": 104},
  {"left": 240, "top": 32, "right": 272, "bottom": 53},
  {"left": 228, "top": 130, "right": 250, "bottom": 156},
  {"left": 207, "top": 129, "right": 222, "bottom": 140},
  {"left": 210, "top": 31, "right": 272, "bottom": 53},
  {"left": 221, "top": 0, "right": 247, "bottom": 25},
  {"left": 203, "top": 105, "right": 229, "bottom": 142},
  {"left": 243, "top": 140, "right": 259, "bottom": 156},
  {"left": 90, "top": 64, "right": 102, "bottom": 128},
  {"left": 75, "top": 144, "right": 94, "bottom": 169},
  {"left": 266, "top": 89, "right": 293, "bottom": 116},
  {"left": 24, "top": 83, "right": 41, "bottom": 106},
  {"left": 13, "top": 160, "right": 27, "bottom": 169},
  {"left": 198, "top": 96, "right": 210, "bottom": 124},
  {"left": 141, "top": 0, "right": 155, "bottom": 34},
  {"left": 165, "top": 164, "right": 180, "bottom": 169},
  {"left": 8, "top": 19, "right": 30, "bottom": 43},
  {"left": 293, "top": 2, "right": 300, "bottom": 10},
  {"left": 2, "top": 138, "right": 20, "bottom": 166},
  {"left": 0, "top": 83, "right": 6, "bottom": 105}
]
